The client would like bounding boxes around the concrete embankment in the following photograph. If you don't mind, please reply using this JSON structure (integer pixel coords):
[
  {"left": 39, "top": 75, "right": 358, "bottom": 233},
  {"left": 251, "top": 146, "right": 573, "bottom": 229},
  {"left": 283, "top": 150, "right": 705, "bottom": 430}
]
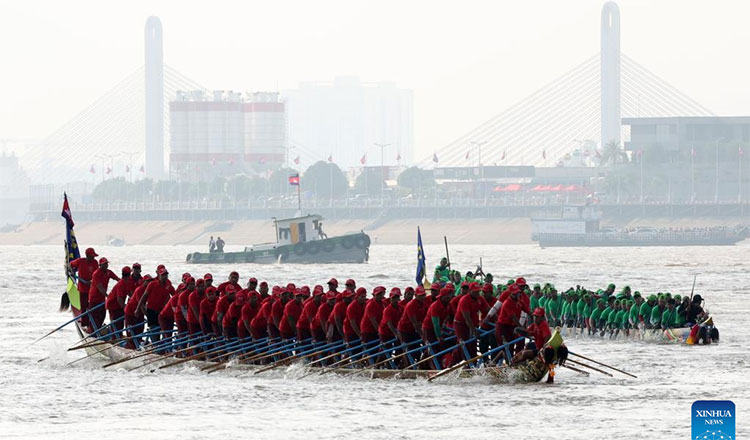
[{"left": 1, "top": 216, "right": 747, "bottom": 246}]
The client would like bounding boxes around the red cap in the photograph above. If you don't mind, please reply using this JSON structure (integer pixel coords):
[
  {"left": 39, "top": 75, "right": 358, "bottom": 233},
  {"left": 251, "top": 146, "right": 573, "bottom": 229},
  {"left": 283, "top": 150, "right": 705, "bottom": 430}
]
[
  {"left": 415, "top": 286, "right": 427, "bottom": 296},
  {"left": 206, "top": 286, "right": 217, "bottom": 295},
  {"left": 355, "top": 287, "right": 367, "bottom": 298},
  {"left": 439, "top": 287, "right": 453, "bottom": 299},
  {"left": 182, "top": 272, "right": 191, "bottom": 281},
  {"left": 345, "top": 279, "right": 356, "bottom": 286},
  {"left": 325, "top": 292, "right": 337, "bottom": 301},
  {"left": 445, "top": 283, "right": 455, "bottom": 291},
  {"left": 185, "top": 276, "right": 195, "bottom": 285},
  {"left": 300, "top": 286, "right": 311, "bottom": 297},
  {"left": 196, "top": 278, "right": 205, "bottom": 286},
  {"left": 460, "top": 281, "right": 469, "bottom": 289},
  {"left": 373, "top": 286, "right": 386, "bottom": 296},
  {"left": 203, "top": 273, "right": 213, "bottom": 280},
  {"left": 121, "top": 266, "right": 131, "bottom": 275},
  {"left": 248, "top": 277, "right": 258, "bottom": 284},
  {"left": 328, "top": 278, "right": 339, "bottom": 287},
  {"left": 230, "top": 271, "right": 239, "bottom": 278},
  {"left": 272, "top": 286, "right": 281, "bottom": 295},
  {"left": 260, "top": 281, "right": 268, "bottom": 287},
  {"left": 482, "top": 283, "right": 493, "bottom": 293},
  {"left": 286, "top": 283, "right": 296, "bottom": 291},
  {"left": 85, "top": 247, "right": 98, "bottom": 257},
  {"left": 132, "top": 262, "right": 141, "bottom": 268},
  {"left": 235, "top": 292, "right": 248, "bottom": 303},
  {"left": 157, "top": 267, "right": 168, "bottom": 275},
  {"left": 469, "top": 282, "right": 481, "bottom": 292},
  {"left": 157, "top": 264, "right": 165, "bottom": 271},
  {"left": 314, "top": 288, "right": 325, "bottom": 297},
  {"left": 98, "top": 257, "right": 109, "bottom": 265},
  {"left": 533, "top": 307, "right": 545, "bottom": 317},
  {"left": 508, "top": 284, "right": 520, "bottom": 294},
  {"left": 142, "top": 274, "right": 153, "bottom": 281},
  {"left": 404, "top": 286, "right": 415, "bottom": 294},
  {"left": 225, "top": 284, "right": 237, "bottom": 294},
  {"left": 515, "top": 277, "right": 527, "bottom": 287},
  {"left": 343, "top": 290, "right": 356, "bottom": 299},
  {"left": 389, "top": 287, "right": 402, "bottom": 298},
  {"left": 430, "top": 282, "right": 441, "bottom": 291}
]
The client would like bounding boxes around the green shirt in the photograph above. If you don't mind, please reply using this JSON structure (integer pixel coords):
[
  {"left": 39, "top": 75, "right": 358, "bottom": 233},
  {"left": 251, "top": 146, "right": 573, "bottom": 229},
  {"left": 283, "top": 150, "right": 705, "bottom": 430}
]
[
  {"left": 530, "top": 295, "right": 540, "bottom": 311},
  {"left": 615, "top": 310, "right": 627, "bottom": 328},
  {"left": 661, "top": 308, "right": 678, "bottom": 328},
  {"left": 639, "top": 302, "right": 653, "bottom": 323},
  {"left": 590, "top": 307, "right": 605, "bottom": 321},
  {"left": 650, "top": 306, "right": 665, "bottom": 326},
  {"left": 628, "top": 304, "right": 639, "bottom": 323},
  {"left": 545, "top": 298, "right": 561, "bottom": 320},
  {"left": 582, "top": 302, "right": 594, "bottom": 318}
]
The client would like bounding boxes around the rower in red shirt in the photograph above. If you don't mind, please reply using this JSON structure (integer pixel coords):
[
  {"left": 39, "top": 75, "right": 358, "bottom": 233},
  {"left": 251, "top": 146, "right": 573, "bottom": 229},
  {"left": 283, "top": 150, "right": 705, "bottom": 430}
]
[
  {"left": 158, "top": 291, "right": 177, "bottom": 336},
  {"left": 124, "top": 275, "right": 150, "bottom": 348},
  {"left": 89, "top": 257, "right": 120, "bottom": 329},
  {"left": 69, "top": 247, "right": 99, "bottom": 327},
  {"left": 199, "top": 286, "right": 219, "bottom": 335},
  {"left": 326, "top": 278, "right": 339, "bottom": 298},
  {"left": 379, "top": 288, "right": 402, "bottom": 343},
  {"left": 212, "top": 284, "right": 237, "bottom": 337},
  {"left": 344, "top": 287, "right": 367, "bottom": 344},
  {"left": 238, "top": 291, "right": 261, "bottom": 339},
  {"left": 453, "top": 282, "right": 489, "bottom": 360},
  {"left": 298, "top": 289, "right": 323, "bottom": 342},
  {"left": 187, "top": 278, "right": 206, "bottom": 335},
  {"left": 494, "top": 286, "right": 523, "bottom": 358},
  {"left": 222, "top": 291, "right": 246, "bottom": 338},
  {"left": 397, "top": 287, "right": 427, "bottom": 345},
  {"left": 422, "top": 287, "right": 454, "bottom": 368},
  {"left": 312, "top": 292, "right": 336, "bottom": 343},
  {"left": 250, "top": 295, "right": 273, "bottom": 340},
  {"left": 137, "top": 267, "right": 173, "bottom": 343},
  {"left": 217, "top": 271, "right": 240, "bottom": 296},
  {"left": 361, "top": 286, "right": 386, "bottom": 343},
  {"left": 269, "top": 289, "right": 291, "bottom": 339},
  {"left": 331, "top": 291, "right": 352, "bottom": 342},
  {"left": 400, "top": 286, "right": 415, "bottom": 308},
  {"left": 511, "top": 307, "right": 565, "bottom": 383},
  {"left": 105, "top": 266, "right": 134, "bottom": 337},
  {"left": 425, "top": 282, "right": 441, "bottom": 308},
  {"left": 280, "top": 290, "right": 304, "bottom": 340},
  {"left": 175, "top": 277, "right": 195, "bottom": 336}
]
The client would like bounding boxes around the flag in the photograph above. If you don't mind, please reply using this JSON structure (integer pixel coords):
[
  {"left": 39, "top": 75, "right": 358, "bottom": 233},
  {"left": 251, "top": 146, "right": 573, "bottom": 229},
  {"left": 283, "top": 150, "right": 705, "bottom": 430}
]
[
  {"left": 542, "top": 150, "right": 547, "bottom": 160},
  {"left": 328, "top": 154, "right": 333, "bottom": 163},
  {"left": 465, "top": 150, "right": 470, "bottom": 160},
  {"left": 360, "top": 153, "right": 367, "bottom": 165},
  {"left": 432, "top": 153, "right": 439, "bottom": 163},
  {"left": 396, "top": 152, "right": 401, "bottom": 161},
  {"left": 139, "top": 165, "right": 145, "bottom": 173},
  {"left": 501, "top": 150, "right": 506, "bottom": 161},
  {"left": 294, "top": 155, "right": 300, "bottom": 165},
  {"left": 288, "top": 173, "right": 300, "bottom": 186},
  {"left": 740, "top": 147, "right": 744, "bottom": 157},
  {"left": 106, "top": 166, "right": 112, "bottom": 175},
  {"left": 415, "top": 227, "right": 427, "bottom": 285},
  {"left": 125, "top": 164, "right": 130, "bottom": 173},
  {"left": 61, "top": 193, "right": 81, "bottom": 310},
  {"left": 89, "top": 165, "right": 95, "bottom": 174}
]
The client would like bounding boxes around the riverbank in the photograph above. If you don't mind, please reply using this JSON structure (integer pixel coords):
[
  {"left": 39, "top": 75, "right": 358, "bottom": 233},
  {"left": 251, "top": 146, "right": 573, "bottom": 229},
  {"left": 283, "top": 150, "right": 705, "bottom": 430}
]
[{"left": 1, "top": 217, "right": 747, "bottom": 246}]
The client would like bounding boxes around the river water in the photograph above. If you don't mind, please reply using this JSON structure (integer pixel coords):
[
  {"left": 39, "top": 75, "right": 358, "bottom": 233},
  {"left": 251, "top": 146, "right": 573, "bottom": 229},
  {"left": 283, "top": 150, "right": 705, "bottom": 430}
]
[{"left": 1, "top": 243, "right": 748, "bottom": 439}]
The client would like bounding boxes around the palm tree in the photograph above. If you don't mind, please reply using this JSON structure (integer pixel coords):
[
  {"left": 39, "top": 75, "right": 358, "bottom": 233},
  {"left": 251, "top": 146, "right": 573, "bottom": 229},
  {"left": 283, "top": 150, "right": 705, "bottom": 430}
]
[{"left": 598, "top": 141, "right": 629, "bottom": 166}]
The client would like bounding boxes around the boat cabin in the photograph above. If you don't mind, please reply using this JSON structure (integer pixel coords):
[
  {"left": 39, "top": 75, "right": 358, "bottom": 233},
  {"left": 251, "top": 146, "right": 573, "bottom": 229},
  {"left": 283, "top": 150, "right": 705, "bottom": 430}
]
[{"left": 273, "top": 214, "right": 327, "bottom": 245}]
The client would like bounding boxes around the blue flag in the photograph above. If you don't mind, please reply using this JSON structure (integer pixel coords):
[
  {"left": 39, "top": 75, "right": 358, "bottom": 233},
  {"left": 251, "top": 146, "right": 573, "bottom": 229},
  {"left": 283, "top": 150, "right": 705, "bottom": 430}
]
[
  {"left": 61, "top": 193, "right": 80, "bottom": 265},
  {"left": 416, "top": 227, "right": 426, "bottom": 285}
]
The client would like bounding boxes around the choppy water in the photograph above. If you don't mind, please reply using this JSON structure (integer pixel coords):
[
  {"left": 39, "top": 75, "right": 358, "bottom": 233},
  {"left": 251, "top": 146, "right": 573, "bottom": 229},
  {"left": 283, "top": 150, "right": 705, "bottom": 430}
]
[{"left": 1, "top": 243, "right": 749, "bottom": 439}]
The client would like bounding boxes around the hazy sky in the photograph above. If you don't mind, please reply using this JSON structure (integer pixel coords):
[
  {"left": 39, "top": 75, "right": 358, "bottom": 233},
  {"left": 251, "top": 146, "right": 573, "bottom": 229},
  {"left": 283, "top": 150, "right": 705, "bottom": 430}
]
[{"left": 2, "top": 0, "right": 749, "bottom": 160}]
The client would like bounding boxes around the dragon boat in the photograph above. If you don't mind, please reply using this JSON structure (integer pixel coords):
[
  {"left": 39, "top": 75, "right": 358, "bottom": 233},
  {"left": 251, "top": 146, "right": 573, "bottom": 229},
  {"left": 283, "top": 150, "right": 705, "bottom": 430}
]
[
  {"left": 70, "top": 320, "right": 550, "bottom": 383},
  {"left": 559, "top": 321, "right": 718, "bottom": 345}
]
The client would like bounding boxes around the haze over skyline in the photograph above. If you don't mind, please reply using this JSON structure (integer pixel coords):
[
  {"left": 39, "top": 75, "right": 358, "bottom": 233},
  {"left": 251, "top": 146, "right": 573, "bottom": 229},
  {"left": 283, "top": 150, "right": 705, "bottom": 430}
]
[{"left": 2, "top": 0, "right": 749, "bottom": 161}]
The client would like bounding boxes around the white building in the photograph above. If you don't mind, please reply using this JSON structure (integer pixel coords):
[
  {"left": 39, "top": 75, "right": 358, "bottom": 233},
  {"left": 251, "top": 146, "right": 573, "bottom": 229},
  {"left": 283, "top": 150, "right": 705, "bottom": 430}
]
[{"left": 283, "top": 76, "right": 413, "bottom": 169}]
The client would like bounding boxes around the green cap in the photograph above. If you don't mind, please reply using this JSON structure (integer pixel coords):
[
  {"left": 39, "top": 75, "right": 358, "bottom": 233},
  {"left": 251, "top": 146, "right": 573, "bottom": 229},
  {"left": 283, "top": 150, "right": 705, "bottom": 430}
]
[
  {"left": 648, "top": 294, "right": 657, "bottom": 301},
  {"left": 633, "top": 291, "right": 641, "bottom": 298}
]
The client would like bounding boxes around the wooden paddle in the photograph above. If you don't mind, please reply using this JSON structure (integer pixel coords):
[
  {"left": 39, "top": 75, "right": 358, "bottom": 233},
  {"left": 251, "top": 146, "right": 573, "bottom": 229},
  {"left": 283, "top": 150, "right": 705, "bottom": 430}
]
[
  {"left": 29, "top": 303, "right": 105, "bottom": 346},
  {"left": 428, "top": 354, "right": 480, "bottom": 381},
  {"left": 562, "top": 364, "right": 590, "bottom": 376},
  {"left": 569, "top": 351, "right": 637, "bottom": 378},
  {"left": 101, "top": 332, "right": 194, "bottom": 368},
  {"left": 566, "top": 359, "right": 613, "bottom": 377}
]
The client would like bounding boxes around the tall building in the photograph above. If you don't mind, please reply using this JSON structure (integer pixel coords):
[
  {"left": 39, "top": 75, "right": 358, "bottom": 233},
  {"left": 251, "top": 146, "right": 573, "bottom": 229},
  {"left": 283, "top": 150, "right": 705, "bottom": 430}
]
[
  {"left": 169, "top": 91, "right": 286, "bottom": 179},
  {"left": 284, "top": 76, "right": 413, "bottom": 168}
]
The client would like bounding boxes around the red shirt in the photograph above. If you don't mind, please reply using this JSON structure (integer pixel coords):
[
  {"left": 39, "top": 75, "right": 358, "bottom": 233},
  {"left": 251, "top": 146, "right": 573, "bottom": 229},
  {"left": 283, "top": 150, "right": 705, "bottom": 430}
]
[
  {"left": 298, "top": 299, "right": 319, "bottom": 331},
  {"left": 378, "top": 304, "right": 402, "bottom": 339},
  {"left": 159, "top": 294, "right": 179, "bottom": 320},
  {"left": 448, "top": 294, "right": 463, "bottom": 323},
  {"left": 217, "top": 281, "right": 239, "bottom": 296},
  {"left": 397, "top": 299, "right": 426, "bottom": 334},
  {"left": 187, "top": 290, "right": 205, "bottom": 324},
  {"left": 280, "top": 300, "right": 303, "bottom": 335},
  {"left": 70, "top": 258, "right": 98, "bottom": 291},
  {"left": 213, "top": 296, "right": 232, "bottom": 323},
  {"left": 454, "top": 294, "right": 488, "bottom": 327},
  {"left": 312, "top": 302, "right": 333, "bottom": 331},
  {"left": 270, "top": 299, "right": 287, "bottom": 331},
  {"left": 527, "top": 320, "right": 552, "bottom": 348},
  {"left": 344, "top": 301, "right": 365, "bottom": 339},
  {"left": 176, "top": 289, "right": 193, "bottom": 323},
  {"left": 497, "top": 298, "right": 522, "bottom": 326},
  {"left": 241, "top": 302, "right": 261, "bottom": 325},
  {"left": 200, "top": 296, "right": 218, "bottom": 321},
  {"left": 125, "top": 284, "right": 147, "bottom": 317},
  {"left": 422, "top": 299, "right": 450, "bottom": 332},
  {"left": 106, "top": 277, "right": 135, "bottom": 311},
  {"left": 89, "top": 268, "right": 118, "bottom": 304},
  {"left": 145, "top": 280, "right": 172, "bottom": 313},
  {"left": 332, "top": 301, "right": 348, "bottom": 329},
  {"left": 222, "top": 301, "right": 243, "bottom": 328},
  {"left": 361, "top": 299, "right": 384, "bottom": 335},
  {"left": 251, "top": 299, "right": 273, "bottom": 329},
  {"left": 499, "top": 289, "right": 530, "bottom": 314}
]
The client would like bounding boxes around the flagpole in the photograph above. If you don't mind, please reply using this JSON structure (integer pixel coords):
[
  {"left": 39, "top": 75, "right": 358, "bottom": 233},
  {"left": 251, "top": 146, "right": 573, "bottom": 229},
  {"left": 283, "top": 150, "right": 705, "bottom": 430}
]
[
  {"left": 297, "top": 175, "right": 302, "bottom": 211},
  {"left": 691, "top": 146, "right": 695, "bottom": 203},
  {"left": 739, "top": 145, "right": 743, "bottom": 203}
]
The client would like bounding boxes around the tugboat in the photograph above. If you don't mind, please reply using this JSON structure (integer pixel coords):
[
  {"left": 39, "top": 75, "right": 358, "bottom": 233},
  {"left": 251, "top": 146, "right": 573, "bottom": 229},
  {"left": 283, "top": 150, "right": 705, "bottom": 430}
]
[{"left": 186, "top": 214, "right": 370, "bottom": 264}]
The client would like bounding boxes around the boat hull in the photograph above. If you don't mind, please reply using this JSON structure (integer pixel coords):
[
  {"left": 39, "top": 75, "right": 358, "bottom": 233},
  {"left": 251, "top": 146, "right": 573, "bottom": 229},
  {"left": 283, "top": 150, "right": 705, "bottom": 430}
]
[{"left": 186, "top": 232, "right": 370, "bottom": 264}]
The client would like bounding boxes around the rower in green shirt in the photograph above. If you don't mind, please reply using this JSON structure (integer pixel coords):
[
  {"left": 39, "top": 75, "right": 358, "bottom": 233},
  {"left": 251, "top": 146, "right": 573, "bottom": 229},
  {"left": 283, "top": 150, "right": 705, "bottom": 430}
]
[
  {"left": 589, "top": 299, "right": 606, "bottom": 334},
  {"left": 628, "top": 293, "right": 642, "bottom": 328},
  {"left": 639, "top": 295, "right": 657, "bottom": 329},
  {"left": 660, "top": 298, "right": 679, "bottom": 329},
  {"left": 649, "top": 296, "right": 667, "bottom": 328}
]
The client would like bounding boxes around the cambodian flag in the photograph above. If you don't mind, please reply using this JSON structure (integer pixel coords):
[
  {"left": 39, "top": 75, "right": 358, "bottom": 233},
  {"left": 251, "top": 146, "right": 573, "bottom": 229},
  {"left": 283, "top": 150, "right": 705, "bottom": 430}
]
[
  {"left": 415, "top": 226, "right": 426, "bottom": 285},
  {"left": 288, "top": 173, "right": 300, "bottom": 186},
  {"left": 61, "top": 193, "right": 81, "bottom": 311}
]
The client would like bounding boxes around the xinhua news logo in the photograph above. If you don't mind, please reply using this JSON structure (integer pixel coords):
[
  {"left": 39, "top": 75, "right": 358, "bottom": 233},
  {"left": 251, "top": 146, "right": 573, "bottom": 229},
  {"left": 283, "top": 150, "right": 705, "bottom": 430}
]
[{"left": 692, "top": 400, "right": 735, "bottom": 440}]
